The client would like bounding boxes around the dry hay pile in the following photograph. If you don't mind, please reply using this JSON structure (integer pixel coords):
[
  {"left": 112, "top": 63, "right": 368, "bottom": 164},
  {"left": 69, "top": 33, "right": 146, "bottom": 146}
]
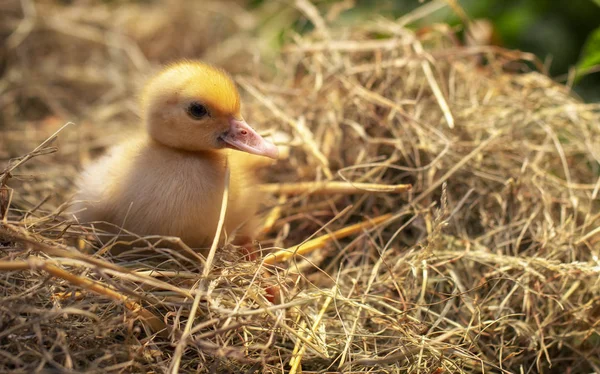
[{"left": 1, "top": 1, "right": 600, "bottom": 373}]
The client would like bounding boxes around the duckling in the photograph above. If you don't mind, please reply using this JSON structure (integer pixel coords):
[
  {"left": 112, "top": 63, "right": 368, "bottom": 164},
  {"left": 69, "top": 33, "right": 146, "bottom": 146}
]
[{"left": 72, "top": 61, "right": 278, "bottom": 252}]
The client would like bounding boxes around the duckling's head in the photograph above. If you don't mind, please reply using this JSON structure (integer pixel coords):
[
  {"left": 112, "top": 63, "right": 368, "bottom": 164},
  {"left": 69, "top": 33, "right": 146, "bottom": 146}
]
[{"left": 141, "top": 61, "right": 278, "bottom": 159}]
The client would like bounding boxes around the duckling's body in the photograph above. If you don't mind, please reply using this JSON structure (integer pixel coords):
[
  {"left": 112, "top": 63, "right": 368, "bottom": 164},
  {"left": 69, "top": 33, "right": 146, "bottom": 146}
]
[
  {"left": 73, "top": 61, "right": 277, "bottom": 250},
  {"left": 76, "top": 137, "right": 262, "bottom": 247}
]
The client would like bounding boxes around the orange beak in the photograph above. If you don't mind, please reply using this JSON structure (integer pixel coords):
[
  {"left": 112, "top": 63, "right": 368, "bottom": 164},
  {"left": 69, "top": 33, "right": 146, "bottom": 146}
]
[{"left": 220, "top": 119, "right": 279, "bottom": 159}]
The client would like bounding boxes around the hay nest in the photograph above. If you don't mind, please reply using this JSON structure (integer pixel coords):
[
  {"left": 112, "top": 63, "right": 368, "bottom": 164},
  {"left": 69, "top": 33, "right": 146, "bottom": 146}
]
[{"left": 2, "top": 1, "right": 600, "bottom": 373}]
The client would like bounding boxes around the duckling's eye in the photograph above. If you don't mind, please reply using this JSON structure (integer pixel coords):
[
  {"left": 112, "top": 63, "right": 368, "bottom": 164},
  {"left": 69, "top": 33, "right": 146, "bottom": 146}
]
[{"left": 187, "top": 102, "right": 208, "bottom": 119}]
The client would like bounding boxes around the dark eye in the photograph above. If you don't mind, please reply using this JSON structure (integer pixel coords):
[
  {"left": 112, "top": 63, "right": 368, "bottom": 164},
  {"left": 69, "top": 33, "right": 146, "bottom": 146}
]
[{"left": 187, "top": 102, "right": 208, "bottom": 119}]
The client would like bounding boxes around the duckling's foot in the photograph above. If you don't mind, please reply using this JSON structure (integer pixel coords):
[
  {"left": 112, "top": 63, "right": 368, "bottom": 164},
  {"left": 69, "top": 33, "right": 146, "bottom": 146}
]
[
  {"left": 234, "top": 236, "right": 281, "bottom": 303},
  {"left": 234, "top": 236, "right": 259, "bottom": 261}
]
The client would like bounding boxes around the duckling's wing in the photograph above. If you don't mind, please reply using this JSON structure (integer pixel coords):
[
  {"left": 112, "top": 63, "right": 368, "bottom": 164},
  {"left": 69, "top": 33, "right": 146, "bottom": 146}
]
[{"left": 70, "top": 139, "right": 144, "bottom": 223}]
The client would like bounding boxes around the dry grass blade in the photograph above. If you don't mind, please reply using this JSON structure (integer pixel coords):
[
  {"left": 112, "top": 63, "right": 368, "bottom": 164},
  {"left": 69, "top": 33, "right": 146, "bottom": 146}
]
[
  {"left": 203, "top": 164, "right": 230, "bottom": 277},
  {"left": 263, "top": 213, "right": 392, "bottom": 264},
  {"left": 289, "top": 294, "right": 333, "bottom": 374},
  {"left": 0, "top": 122, "right": 73, "bottom": 185},
  {"left": 259, "top": 181, "right": 412, "bottom": 195},
  {"left": 260, "top": 195, "right": 286, "bottom": 235},
  {"left": 413, "top": 42, "right": 455, "bottom": 129},
  {"left": 170, "top": 165, "right": 230, "bottom": 374}
]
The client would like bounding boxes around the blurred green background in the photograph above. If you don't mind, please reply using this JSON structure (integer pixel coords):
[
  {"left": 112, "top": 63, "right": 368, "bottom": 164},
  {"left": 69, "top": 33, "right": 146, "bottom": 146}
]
[{"left": 252, "top": 0, "right": 600, "bottom": 101}]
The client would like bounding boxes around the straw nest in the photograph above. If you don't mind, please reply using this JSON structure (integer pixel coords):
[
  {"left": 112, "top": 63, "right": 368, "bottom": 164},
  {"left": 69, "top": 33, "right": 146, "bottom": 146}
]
[{"left": 2, "top": 1, "right": 600, "bottom": 373}]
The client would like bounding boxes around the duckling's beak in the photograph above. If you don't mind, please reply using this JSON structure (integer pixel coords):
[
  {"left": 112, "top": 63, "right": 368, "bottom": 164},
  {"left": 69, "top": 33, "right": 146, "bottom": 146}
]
[{"left": 220, "top": 119, "right": 279, "bottom": 159}]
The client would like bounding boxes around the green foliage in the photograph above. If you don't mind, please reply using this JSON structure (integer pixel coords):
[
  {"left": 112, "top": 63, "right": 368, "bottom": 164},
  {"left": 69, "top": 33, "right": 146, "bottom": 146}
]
[{"left": 577, "top": 27, "right": 600, "bottom": 78}]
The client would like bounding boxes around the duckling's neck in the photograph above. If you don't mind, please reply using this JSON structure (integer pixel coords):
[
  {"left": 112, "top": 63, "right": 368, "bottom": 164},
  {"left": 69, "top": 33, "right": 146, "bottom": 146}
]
[{"left": 146, "top": 135, "right": 228, "bottom": 160}]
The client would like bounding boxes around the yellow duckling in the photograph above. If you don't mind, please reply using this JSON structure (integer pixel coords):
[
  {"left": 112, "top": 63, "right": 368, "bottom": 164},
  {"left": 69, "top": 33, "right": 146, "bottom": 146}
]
[{"left": 72, "top": 61, "right": 278, "bottom": 251}]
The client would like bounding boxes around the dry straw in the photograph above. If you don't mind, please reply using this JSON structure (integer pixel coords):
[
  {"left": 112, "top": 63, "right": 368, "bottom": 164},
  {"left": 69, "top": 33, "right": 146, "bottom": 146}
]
[{"left": 2, "top": 0, "right": 600, "bottom": 373}]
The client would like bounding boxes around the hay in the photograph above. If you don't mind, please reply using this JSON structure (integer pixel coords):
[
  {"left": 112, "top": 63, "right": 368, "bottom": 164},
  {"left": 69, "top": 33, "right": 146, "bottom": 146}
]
[{"left": 2, "top": 1, "right": 600, "bottom": 373}]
